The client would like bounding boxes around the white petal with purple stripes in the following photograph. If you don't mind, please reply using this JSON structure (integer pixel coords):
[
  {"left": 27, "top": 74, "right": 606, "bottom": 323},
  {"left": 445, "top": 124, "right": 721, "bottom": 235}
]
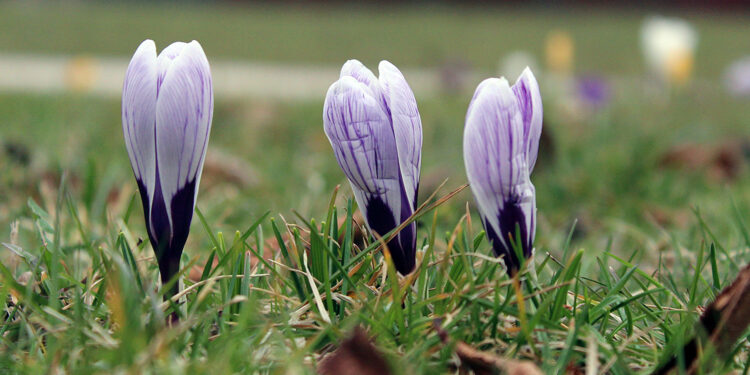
[
  {"left": 323, "top": 75, "right": 402, "bottom": 226},
  {"left": 155, "top": 41, "right": 213, "bottom": 230},
  {"left": 464, "top": 77, "right": 525, "bottom": 240},
  {"left": 512, "top": 67, "right": 543, "bottom": 172},
  {"left": 378, "top": 60, "right": 422, "bottom": 210},
  {"left": 122, "top": 39, "right": 158, "bottom": 202}
]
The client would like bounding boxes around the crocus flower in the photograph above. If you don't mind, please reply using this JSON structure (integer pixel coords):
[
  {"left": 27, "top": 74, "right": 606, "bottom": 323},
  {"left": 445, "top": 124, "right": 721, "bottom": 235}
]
[
  {"left": 464, "top": 68, "right": 542, "bottom": 274},
  {"left": 122, "top": 39, "right": 213, "bottom": 299},
  {"left": 577, "top": 75, "right": 611, "bottom": 110},
  {"left": 323, "top": 60, "right": 422, "bottom": 275}
]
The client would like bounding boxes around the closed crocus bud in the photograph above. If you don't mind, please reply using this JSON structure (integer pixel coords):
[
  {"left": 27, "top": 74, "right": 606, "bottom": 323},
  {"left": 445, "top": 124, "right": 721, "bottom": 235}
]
[
  {"left": 464, "top": 68, "right": 542, "bottom": 275},
  {"left": 323, "top": 60, "right": 422, "bottom": 275},
  {"left": 122, "top": 39, "right": 213, "bottom": 299}
]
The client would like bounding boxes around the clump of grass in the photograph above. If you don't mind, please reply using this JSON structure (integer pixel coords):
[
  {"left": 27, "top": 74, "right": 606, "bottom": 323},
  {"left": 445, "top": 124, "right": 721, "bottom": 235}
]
[{"left": 1, "top": 175, "right": 747, "bottom": 374}]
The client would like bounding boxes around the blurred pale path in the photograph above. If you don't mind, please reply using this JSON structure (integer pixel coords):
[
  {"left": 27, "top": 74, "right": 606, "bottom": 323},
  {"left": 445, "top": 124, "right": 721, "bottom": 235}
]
[
  {"left": 0, "top": 53, "right": 446, "bottom": 101},
  {"left": 1, "top": 3, "right": 748, "bottom": 101}
]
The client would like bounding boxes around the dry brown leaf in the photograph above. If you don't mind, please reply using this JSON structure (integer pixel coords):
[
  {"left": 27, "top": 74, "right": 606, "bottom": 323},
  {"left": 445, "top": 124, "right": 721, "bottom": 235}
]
[
  {"left": 336, "top": 210, "right": 366, "bottom": 249},
  {"left": 644, "top": 206, "right": 691, "bottom": 229},
  {"left": 317, "top": 326, "right": 392, "bottom": 375},
  {"left": 654, "top": 263, "right": 750, "bottom": 374},
  {"left": 659, "top": 139, "right": 749, "bottom": 182},
  {"left": 201, "top": 148, "right": 259, "bottom": 189},
  {"left": 434, "top": 320, "right": 542, "bottom": 375},
  {"left": 188, "top": 256, "right": 220, "bottom": 283},
  {"left": 565, "top": 362, "right": 585, "bottom": 375}
]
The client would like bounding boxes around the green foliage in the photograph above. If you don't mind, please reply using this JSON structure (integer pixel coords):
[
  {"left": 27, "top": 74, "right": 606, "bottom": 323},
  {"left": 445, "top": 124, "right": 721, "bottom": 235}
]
[
  {"left": 0, "top": 172, "right": 748, "bottom": 373},
  {"left": 1, "top": 4, "right": 750, "bottom": 374}
]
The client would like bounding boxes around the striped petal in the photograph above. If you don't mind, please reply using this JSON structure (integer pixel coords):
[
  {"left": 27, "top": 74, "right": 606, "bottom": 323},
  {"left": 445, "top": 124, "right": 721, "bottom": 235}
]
[
  {"left": 378, "top": 60, "right": 422, "bottom": 211},
  {"left": 323, "top": 76, "right": 402, "bottom": 223},
  {"left": 464, "top": 78, "right": 525, "bottom": 210},
  {"left": 154, "top": 40, "right": 213, "bottom": 254},
  {"left": 122, "top": 39, "right": 157, "bottom": 205},
  {"left": 511, "top": 67, "right": 543, "bottom": 172},
  {"left": 340, "top": 59, "right": 387, "bottom": 112},
  {"left": 156, "top": 41, "right": 187, "bottom": 92}
]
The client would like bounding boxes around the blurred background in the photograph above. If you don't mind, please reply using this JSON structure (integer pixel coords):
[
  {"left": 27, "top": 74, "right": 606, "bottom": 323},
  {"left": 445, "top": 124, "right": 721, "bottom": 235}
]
[{"left": 1, "top": 1, "right": 749, "bottom": 265}]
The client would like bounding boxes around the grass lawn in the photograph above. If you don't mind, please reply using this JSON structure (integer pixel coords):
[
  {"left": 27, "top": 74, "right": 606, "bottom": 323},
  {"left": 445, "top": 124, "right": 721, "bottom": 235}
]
[{"left": 1, "top": 2, "right": 750, "bottom": 374}]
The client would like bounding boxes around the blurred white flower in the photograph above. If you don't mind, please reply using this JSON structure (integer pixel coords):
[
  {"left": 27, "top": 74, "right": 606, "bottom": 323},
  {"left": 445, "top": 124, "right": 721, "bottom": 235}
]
[
  {"left": 724, "top": 56, "right": 750, "bottom": 97},
  {"left": 641, "top": 16, "right": 698, "bottom": 85}
]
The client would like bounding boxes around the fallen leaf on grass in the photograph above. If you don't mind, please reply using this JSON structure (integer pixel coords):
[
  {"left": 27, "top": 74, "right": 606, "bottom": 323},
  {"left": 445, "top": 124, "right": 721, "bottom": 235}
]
[
  {"left": 201, "top": 148, "right": 260, "bottom": 189},
  {"left": 338, "top": 210, "right": 366, "bottom": 248},
  {"left": 565, "top": 362, "right": 585, "bottom": 375},
  {"left": 653, "top": 262, "right": 750, "bottom": 374},
  {"left": 317, "top": 326, "right": 392, "bottom": 375},
  {"left": 658, "top": 139, "right": 749, "bottom": 182},
  {"left": 434, "top": 320, "right": 543, "bottom": 375}
]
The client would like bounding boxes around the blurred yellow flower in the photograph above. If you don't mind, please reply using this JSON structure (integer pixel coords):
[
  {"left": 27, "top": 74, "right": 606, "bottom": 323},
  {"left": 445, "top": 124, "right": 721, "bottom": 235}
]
[
  {"left": 545, "top": 30, "right": 574, "bottom": 75},
  {"left": 65, "top": 56, "right": 98, "bottom": 92}
]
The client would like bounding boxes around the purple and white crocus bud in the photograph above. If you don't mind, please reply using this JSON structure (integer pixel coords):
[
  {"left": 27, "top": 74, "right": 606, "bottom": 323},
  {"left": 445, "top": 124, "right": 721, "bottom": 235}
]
[
  {"left": 323, "top": 60, "right": 422, "bottom": 275},
  {"left": 122, "top": 39, "right": 213, "bottom": 298},
  {"left": 464, "top": 68, "right": 542, "bottom": 274}
]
